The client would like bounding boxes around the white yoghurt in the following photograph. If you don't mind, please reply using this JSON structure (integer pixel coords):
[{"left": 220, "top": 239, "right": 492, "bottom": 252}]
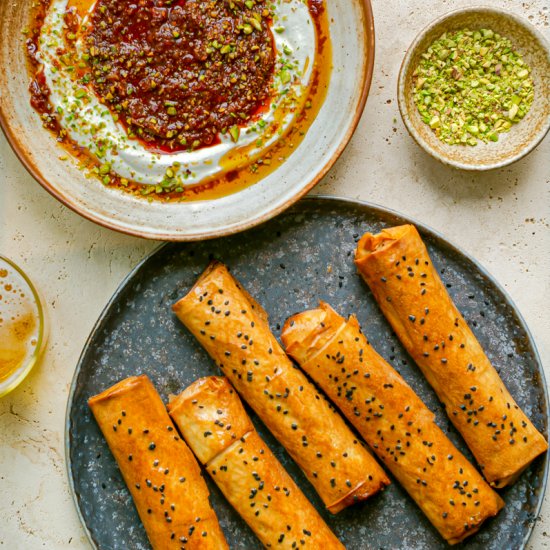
[{"left": 37, "top": 0, "right": 316, "bottom": 187}]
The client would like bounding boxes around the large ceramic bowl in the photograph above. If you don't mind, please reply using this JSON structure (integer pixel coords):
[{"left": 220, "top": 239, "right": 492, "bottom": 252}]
[
  {"left": 0, "top": 0, "right": 374, "bottom": 240},
  {"left": 398, "top": 7, "right": 550, "bottom": 171}
]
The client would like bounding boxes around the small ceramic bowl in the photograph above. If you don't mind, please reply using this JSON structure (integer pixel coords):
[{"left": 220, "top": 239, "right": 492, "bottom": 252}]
[
  {"left": 398, "top": 7, "right": 550, "bottom": 171},
  {"left": 0, "top": 0, "right": 374, "bottom": 241},
  {"left": 0, "top": 256, "right": 47, "bottom": 398}
]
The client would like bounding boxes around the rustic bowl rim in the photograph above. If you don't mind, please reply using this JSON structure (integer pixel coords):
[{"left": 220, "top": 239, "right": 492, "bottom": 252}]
[
  {"left": 397, "top": 5, "right": 550, "bottom": 171},
  {"left": 0, "top": 0, "right": 376, "bottom": 241}
]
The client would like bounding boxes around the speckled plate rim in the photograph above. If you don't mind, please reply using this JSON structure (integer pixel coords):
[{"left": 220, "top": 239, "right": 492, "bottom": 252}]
[
  {"left": 0, "top": 2, "right": 375, "bottom": 242},
  {"left": 64, "top": 195, "right": 549, "bottom": 549},
  {"left": 397, "top": 6, "right": 550, "bottom": 171}
]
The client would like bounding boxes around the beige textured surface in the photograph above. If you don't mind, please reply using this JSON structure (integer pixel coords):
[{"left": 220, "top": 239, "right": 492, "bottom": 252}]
[{"left": 0, "top": 0, "right": 548, "bottom": 548}]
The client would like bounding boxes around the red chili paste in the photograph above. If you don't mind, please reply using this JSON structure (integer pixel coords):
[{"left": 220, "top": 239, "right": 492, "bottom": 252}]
[{"left": 84, "top": 0, "right": 276, "bottom": 151}]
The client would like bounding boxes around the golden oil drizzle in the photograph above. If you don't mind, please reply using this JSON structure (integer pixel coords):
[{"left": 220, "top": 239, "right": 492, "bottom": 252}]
[{"left": 66, "top": 0, "right": 95, "bottom": 17}]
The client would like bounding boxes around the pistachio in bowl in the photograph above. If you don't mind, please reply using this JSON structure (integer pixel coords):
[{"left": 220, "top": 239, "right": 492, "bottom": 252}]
[{"left": 398, "top": 7, "right": 550, "bottom": 170}]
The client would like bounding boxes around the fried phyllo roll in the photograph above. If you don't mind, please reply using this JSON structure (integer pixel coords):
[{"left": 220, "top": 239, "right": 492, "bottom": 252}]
[
  {"left": 354, "top": 225, "right": 547, "bottom": 487},
  {"left": 172, "top": 261, "right": 389, "bottom": 513},
  {"left": 168, "top": 376, "right": 345, "bottom": 549},
  {"left": 282, "top": 302, "right": 504, "bottom": 545},
  {"left": 88, "top": 375, "right": 228, "bottom": 550}
]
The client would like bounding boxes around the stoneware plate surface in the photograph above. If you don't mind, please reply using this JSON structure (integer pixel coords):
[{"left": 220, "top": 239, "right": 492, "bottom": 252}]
[
  {"left": 0, "top": 0, "right": 374, "bottom": 240},
  {"left": 66, "top": 197, "right": 548, "bottom": 549},
  {"left": 398, "top": 7, "right": 550, "bottom": 171}
]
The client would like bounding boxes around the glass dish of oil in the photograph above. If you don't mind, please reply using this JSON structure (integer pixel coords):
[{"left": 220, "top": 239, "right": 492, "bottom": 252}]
[{"left": 0, "top": 256, "right": 47, "bottom": 397}]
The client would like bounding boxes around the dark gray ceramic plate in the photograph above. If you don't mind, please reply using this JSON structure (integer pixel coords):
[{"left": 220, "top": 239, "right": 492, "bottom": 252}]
[{"left": 66, "top": 197, "right": 548, "bottom": 550}]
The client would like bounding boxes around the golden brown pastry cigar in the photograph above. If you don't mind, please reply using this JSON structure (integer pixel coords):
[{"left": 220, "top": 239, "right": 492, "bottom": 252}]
[
  {"left": 172, "top": 261, "right": 389, "bottom": 513},
  {"left": 282, "top": 302, "right": 504, "bottom": 545},
  {"left": 168, "top": 376, "right": 345, "bottom": 549},
  {"left": 354, "top": 225, "right": 547, "bottom": 488},
  {"left": 88, "top": 375, "right": 228, "bottom": 550}
]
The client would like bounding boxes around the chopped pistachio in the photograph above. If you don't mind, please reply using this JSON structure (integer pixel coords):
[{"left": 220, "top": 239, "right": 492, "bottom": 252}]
[
  {"left": 229, "top": 124, "right": 240, "bottom": 142},
  {"left": 248, "top": 18, "right": 262, "bottom": 31},
  {"left": 99, "top": 163, "right": 111, "bottom": 175},
  {"left": 413, "top": 27, "right": 534, "bottom": 146},
  {"left": 280, "top": 69, "right": 291, "bottom": 85}
]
